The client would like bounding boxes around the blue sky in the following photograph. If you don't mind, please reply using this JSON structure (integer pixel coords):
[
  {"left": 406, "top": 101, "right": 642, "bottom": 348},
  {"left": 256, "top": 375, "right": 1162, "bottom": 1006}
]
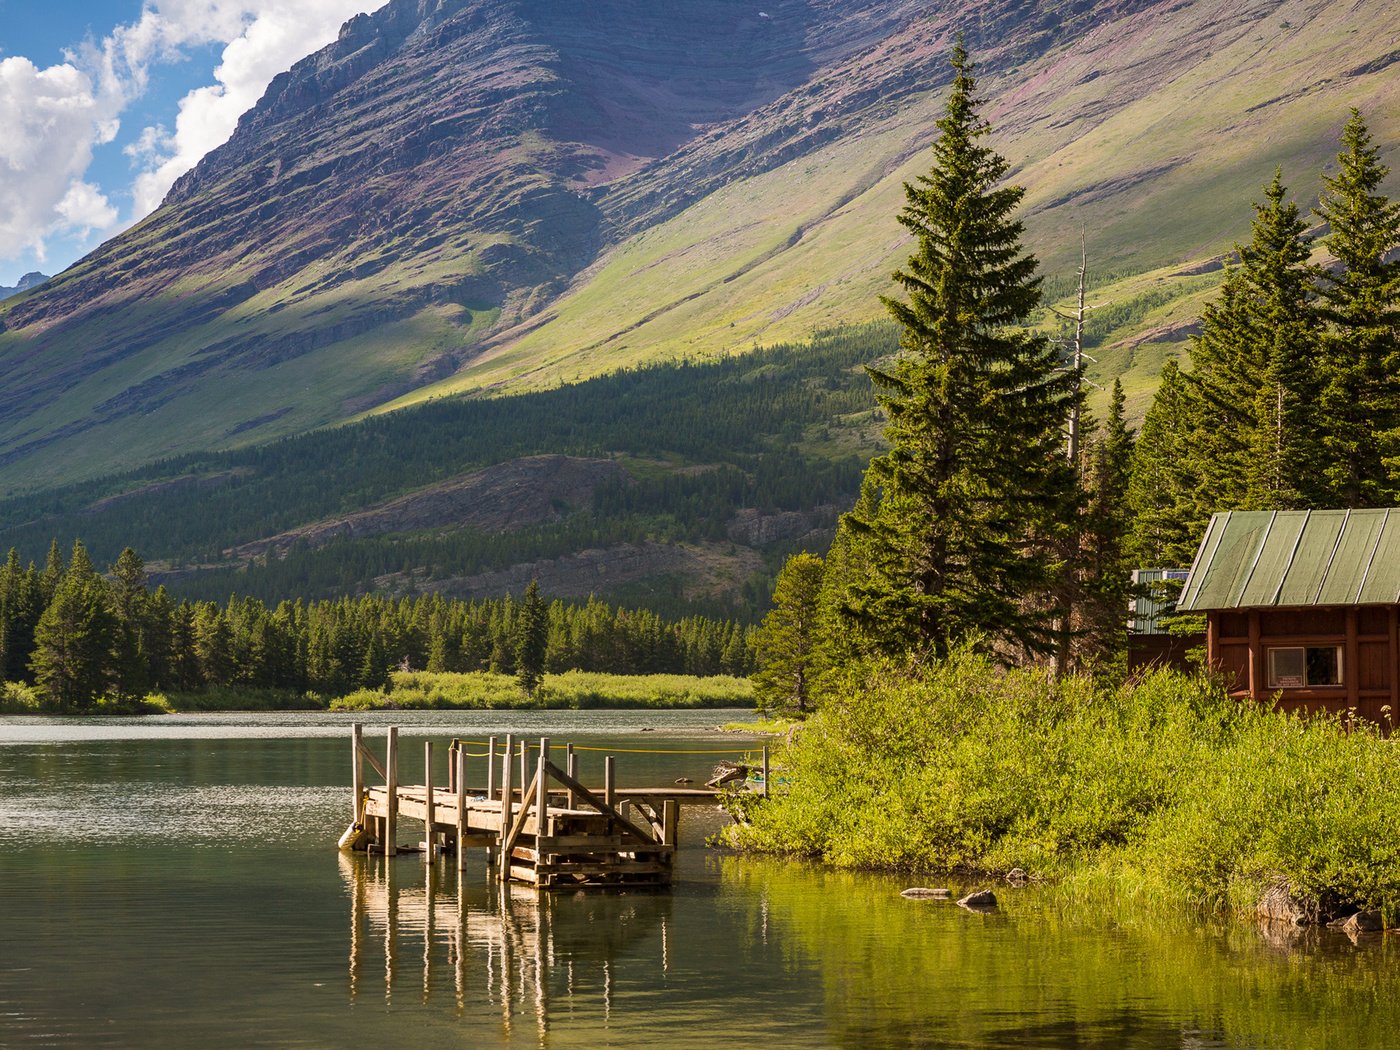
[{"left": 0, "top": 0, "right": 377, "bottom": 286}]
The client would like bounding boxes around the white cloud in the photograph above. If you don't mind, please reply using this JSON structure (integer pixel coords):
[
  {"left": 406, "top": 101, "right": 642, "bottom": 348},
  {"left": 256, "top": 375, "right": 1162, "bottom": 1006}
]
[
  {"left": 0, "top": 56, "right": 122, "bottom": 264},
  {"left": 0, "top": 0, "right": 375, "bottom": 270},
  {"left": 130, "top": 0, "right": 375, "bottom": 216}
]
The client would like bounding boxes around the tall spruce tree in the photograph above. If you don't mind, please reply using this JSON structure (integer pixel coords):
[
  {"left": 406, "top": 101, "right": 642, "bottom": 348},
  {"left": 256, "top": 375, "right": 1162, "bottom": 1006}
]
[
  {"left": 752, "top": 553, "right": 825, "bottom": 715},
  {"left": 1190, "top": 170, "right": 1323, "bottom": 510},
  {"left": 515, "top": 580, "right": 548, "bottom": 694},
  {"left": 1074, "top": 380, "right": 1136, "bottom": 669},
  {"left": 838, "top": 42, "right": 1077, "bottom": 660},
  {"left": 29, "top": 542, "right": 118, "bottom": 709},
  {"left": 1315, "top": 110, "right": 1400, "bottom": 504},
  {"left": 1128, "top": 360, "right": 1207, "bottom": 565}
]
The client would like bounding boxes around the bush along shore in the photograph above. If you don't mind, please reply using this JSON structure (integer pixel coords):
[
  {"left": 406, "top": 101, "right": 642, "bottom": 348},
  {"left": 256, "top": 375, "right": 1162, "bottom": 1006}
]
[
  {"left": 2, "top": 671, "right": 752, "bottom": 715},
  {"left": 331, "top": 670, "right": 753, "bottom": 711},
  {"left": 726, "top": 649, "right": 1400, "bottom": 925}
]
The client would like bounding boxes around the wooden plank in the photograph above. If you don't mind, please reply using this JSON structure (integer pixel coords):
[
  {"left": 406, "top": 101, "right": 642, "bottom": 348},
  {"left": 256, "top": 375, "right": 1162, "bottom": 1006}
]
[
  {"left": 542, "top": 761, "right": 657, "bottom": 846},
  {"left": 532, "top": 861, "right": 672, "bottom": 875},
  {"left": 500, "top": 767, "right": 542, "bottom": 863},
  {"left": 359, "top": 744, "right": 386, "bottom": 782}
]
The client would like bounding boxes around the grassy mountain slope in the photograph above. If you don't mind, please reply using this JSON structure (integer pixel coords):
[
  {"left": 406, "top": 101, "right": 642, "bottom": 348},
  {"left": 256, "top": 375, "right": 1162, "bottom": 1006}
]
[{"left": 1, "top": 0, "right": 1393, "bottom": 492}]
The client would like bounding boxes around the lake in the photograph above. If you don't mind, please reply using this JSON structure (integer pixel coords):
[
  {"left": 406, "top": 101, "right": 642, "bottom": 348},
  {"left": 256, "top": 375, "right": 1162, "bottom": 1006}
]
[{"left": 2, "top": 710, "right": 1397, "bottom": 1048}]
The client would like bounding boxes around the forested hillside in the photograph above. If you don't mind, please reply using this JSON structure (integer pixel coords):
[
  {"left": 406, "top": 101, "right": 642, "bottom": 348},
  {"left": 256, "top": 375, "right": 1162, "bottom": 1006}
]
[{"left": 0, "top": 326, "right": 888, "bottom": 618}]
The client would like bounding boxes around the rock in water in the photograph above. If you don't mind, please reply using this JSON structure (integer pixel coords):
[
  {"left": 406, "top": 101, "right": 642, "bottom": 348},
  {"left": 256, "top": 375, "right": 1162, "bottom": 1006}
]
[
  {"left": 900, "top": 887, "right": 952, "bottom": 899},
  {"left": 1343, "top": 911, "right": 1384, "bottom": 935},
  {"left": 957, "top": 890, "right": 998, "bottom": 910}
]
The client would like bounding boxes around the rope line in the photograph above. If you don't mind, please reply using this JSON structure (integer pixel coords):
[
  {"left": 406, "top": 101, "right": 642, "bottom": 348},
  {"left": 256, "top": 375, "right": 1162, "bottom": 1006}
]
[{"left": 446, "top": 739, "right": 758, "bottom": 757}]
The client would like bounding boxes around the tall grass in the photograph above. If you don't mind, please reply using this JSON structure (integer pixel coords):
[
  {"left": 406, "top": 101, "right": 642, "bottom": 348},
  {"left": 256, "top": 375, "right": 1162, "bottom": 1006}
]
[
  {"left": 729, "top": 649, "right": 1400, "bottom": 916},
  {"left": 330, "top": 670, "right": 754, "bottom": 711}
]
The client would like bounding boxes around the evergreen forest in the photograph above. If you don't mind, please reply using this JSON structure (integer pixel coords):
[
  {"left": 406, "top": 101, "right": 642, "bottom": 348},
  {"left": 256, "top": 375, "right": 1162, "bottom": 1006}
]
[{"left": 0, "top": 541, "right": 752, "bottom": 712}]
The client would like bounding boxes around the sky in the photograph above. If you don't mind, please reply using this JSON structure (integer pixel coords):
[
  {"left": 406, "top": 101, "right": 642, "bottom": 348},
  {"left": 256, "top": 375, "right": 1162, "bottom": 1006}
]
[{"left": 0, "top": 0, "right": 381, "bottom": 287}]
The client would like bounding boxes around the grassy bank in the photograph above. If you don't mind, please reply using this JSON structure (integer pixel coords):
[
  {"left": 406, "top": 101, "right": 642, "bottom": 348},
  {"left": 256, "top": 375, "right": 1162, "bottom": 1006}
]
[
  {"left": 2, "top": 672, "right": 752, "bottom": 714},
  {"left": 330, "top": 670, "right": 754, "bottom": 711},
  {"left": 727, "top": 649, "right": 1400, "bottom": 917}
]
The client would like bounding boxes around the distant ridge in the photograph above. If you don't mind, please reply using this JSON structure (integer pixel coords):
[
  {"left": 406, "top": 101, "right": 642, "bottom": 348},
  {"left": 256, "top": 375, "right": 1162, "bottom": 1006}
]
[{"left": 0, "top": 0, "right": 1395, "bottom": 492}]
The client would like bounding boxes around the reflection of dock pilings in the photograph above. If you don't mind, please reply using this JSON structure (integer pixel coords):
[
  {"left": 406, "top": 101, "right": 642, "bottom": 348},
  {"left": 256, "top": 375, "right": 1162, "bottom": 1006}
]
[
  {"left": 341, "top": 726, "right": 766, "bottom": 889},
  {"left": 339, "top": 851, "right": 675, "bottom": 1036}
]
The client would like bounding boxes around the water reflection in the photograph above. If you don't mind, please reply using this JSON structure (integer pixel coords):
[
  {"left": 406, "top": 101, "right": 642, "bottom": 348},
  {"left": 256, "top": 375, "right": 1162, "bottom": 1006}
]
[{"left": 340, "top": 852, "right": 676, "bottom": 1041}]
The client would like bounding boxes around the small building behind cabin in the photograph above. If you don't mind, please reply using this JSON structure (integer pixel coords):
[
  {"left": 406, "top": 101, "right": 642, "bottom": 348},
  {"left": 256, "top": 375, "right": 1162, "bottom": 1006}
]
[
  {"left": 1177, "top": 508, "right": 1400, "bottom": 725},
  {"left": 1127, "top": 567, "right": 1197, "bottom": 672}
]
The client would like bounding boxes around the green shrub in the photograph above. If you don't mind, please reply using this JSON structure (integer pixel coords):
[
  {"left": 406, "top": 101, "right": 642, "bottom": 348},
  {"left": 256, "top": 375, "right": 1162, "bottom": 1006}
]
[
  {"left": 730, "top": 648, "right": 1400, "bottom": 915},
  {"left": 328, "top": 670, "right": 753, "bottom": 711},
  {"left": 0, "top": 681, "right": 43, "bottom": 713}
]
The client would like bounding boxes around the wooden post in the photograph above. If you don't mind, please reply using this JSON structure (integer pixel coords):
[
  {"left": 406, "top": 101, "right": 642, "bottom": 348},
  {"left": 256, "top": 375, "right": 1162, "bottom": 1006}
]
[
  {"left": 446, "top": 742, "right": 456, "bottom": 795},
  {"left": 386, "top": 726, "right": 399, "bottom": 857},
  {"left": 762, "top": 745, "right": 770, "bottom": 799},
  {"left": 486, "top": 735, "right": 498, "bottom": 800},
  {"left": 536, "top": 738, "right": 550, "bottom": 837},
  {"left": 499, "top": 734, "right": 514, "bottom": 880},
  {"left": 604, "top": 755, "right": 615, "bottom": 834},
  {"left": 565, "top": 744, "right": 577, "bottom": 809},
  {"left": 352, "top": 723, "right": 365, "bottom": 823},
  {"left": 1247, "top": 610, "right": 1263, "bottom": 702},
  {"left": 663, "top": 799, "right": 679, "bottom": 848},
  {"left": 456, "top": 744, "right": 468, "bottom": 870},
  {"left": 1346, "top": 608, "right": 1360, "bottom": 728},
  {"left": 1389, "top": 607, "right": 1399, "bottom": 733},
  {"left": 518, "top": 739, "right": 527, "bottom": 799},
  {"left": 424, "top": 740, "right": 435, "bottom": 859}
]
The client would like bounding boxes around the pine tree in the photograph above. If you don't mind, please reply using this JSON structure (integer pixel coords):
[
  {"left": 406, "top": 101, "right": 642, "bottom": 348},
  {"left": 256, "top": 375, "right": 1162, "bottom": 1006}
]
[
  {"left": 1189, "top": 171, "right": 1323, "bottom": 510},
  {"left": 838, "top": 42, "right": 1078, "bottom": 660},
  {"left": 515, "top": 580, "right": 548, "bottom": 694},
  {"left": 1314, "top": 110, "right": 1400, "bottom": 504},
  {"left": 753, "top": 553, "right": 825, "bottom": 715},
  {"left": 1128, "top": 361, "right": 1207, "bottom": 565},
  {"left": 29, "top": 543, "right": 118, "bottom": 709},
  {"left": 1074, "top": 381, "right": 1136, "bottom": 669}
]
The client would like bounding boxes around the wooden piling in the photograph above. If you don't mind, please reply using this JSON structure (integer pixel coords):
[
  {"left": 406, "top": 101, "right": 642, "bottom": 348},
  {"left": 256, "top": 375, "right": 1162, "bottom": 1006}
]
[
  {"left": 535, "top": 737, "right": 550, "bottom": 834},
  {"left": 424, "top": 740, "right": 435, "bottom": 859},
  {"left": 386, "top": 726, "right": 399, "bottom": 857},
  {"left": 565, "top": 744, "right": 577, "bottom": 809},
  {"left": 456, "top": 745, "right": 468, "bottom": 871},
  {"left": 352, "top": 723, "right": 365, "bottom": 823},
  {"left": 486, "top": 735, "right": 497, "bottom": 801},
  {"left": 499, "top": 734, "right": 514, "bottom": 879}
]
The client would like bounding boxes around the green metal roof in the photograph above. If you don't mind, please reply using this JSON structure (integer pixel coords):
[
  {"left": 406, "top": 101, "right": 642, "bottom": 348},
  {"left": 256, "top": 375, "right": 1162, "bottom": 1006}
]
[{"left": 1177, "top": 509, "right": 1400, "bottom": 611}]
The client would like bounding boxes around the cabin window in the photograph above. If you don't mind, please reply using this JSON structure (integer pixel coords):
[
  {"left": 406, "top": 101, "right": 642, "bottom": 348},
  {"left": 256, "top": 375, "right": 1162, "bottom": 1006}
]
[{"left": 1266, "top": 646, "right": 1342, "bottom": 689}]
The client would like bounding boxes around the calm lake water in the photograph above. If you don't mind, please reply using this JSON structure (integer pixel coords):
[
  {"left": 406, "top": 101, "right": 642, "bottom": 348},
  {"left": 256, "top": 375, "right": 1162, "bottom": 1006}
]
[{"left": 2, "top": 709, "right": 1397, "bottom": 1049}]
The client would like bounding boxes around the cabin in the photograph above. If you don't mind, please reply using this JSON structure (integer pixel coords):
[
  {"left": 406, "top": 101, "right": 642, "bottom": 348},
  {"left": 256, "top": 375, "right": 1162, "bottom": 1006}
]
[
  {"left": 1127, "top": 567, "right": 1197, "bottom": 671},
  {"left": 1177, "top": 509, "right": 1400, "bottom": 726}
]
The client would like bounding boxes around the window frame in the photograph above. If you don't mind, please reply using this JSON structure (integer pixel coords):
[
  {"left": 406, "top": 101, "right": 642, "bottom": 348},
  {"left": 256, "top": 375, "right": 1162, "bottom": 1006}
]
[{"left": 1265, "top": 645, "right": 1344, "bottom": 690}]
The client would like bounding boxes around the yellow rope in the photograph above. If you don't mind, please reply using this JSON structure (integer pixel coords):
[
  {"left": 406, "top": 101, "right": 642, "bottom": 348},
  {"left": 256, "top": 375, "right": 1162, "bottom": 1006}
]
[{"left": 447, "top": 738, "right": 757, "bottom": 757}]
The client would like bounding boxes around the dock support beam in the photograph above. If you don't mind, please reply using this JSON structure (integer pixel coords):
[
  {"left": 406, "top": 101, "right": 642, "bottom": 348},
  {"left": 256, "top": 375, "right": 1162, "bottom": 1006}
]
[
  {"left": 351, "top": 723, "right": 365, "bottom": 823},
  {"left": 423, "top": 740, "right": 435, "bottom": 860},
  {"left": 386, "top": 726, "right": 399, "bottom": 857}
]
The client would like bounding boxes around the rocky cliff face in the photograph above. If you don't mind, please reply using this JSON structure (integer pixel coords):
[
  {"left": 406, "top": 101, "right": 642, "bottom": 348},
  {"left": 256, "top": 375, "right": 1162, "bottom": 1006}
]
[{"left": 0, "top": 0, "right": 1394, "bottom": 491}]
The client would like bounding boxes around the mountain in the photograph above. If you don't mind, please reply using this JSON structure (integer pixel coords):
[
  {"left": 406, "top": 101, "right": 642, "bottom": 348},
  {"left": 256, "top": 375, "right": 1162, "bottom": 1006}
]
[
  {"left": 0, "top": 0, "right": 1396, "bottom": 495},
  {"left": 0, "top": 272, "right": 49, "bottom": 302}
]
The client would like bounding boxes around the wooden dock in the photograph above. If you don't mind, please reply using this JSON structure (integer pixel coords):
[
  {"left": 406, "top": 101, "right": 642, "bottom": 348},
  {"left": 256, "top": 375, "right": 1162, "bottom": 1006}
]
[{"left": 339, "top": 725, "right": 766, "bottom": 889}]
